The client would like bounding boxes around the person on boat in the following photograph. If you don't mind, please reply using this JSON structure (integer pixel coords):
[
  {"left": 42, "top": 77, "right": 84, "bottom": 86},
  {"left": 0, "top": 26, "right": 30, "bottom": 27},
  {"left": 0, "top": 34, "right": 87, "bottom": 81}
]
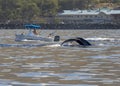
[
  {"left": 21, "top": 32, "right": 24, "bottom": 35},
  {"left": 48, "top": 33, "right": 52, "bottom": 38},
  {"left": 33, "top": 29, "right": 38, "bottom": 35}
]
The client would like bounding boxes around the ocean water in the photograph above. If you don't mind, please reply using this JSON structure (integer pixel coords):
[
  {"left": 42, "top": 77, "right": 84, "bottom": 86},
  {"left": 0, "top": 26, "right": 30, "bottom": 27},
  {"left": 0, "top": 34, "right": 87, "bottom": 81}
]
[{"left": 0, "top": 29, "right": 120, "bottom": 86}]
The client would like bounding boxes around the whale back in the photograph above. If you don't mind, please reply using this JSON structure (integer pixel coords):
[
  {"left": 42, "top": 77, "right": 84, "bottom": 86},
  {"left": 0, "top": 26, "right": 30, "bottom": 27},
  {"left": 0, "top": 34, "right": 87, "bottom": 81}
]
[
  {"left": 61, "top": 37, "right": 91, "bottom": 47},
  {"left": 76, "top": 37, "right": 91, "bottom": 46}
]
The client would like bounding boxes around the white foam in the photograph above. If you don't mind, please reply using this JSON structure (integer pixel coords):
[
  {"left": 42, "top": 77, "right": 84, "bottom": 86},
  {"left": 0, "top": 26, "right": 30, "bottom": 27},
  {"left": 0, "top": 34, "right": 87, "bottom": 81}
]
[
  {"left": 45, "top": 44, "right": 61, "bottom": 47},
  {"left": 86, "top": 37, "right": 115, "bottom": 41}
]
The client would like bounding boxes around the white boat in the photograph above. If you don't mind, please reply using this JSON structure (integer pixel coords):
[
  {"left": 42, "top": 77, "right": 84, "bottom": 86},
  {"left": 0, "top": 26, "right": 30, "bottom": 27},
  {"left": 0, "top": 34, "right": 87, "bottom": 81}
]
[{"left": 15, "top": 24, "right": 60, "bottom": 42}]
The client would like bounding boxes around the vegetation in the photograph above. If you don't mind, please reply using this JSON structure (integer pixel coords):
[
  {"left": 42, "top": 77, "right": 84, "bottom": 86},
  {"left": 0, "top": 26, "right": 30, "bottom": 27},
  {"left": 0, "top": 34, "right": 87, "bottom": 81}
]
[{"left": 0, "top": 0, "right": 119, "bottom": 23}]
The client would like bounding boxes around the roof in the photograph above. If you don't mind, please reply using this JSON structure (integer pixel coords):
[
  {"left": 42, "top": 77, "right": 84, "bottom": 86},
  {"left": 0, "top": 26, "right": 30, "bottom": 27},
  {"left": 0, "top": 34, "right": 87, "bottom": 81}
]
[
  {"left": 58, "top": 9, "right": 120, "bottom": 15},
  {"left": 25, "top": 24, "right": 41, "bottom": 29}
]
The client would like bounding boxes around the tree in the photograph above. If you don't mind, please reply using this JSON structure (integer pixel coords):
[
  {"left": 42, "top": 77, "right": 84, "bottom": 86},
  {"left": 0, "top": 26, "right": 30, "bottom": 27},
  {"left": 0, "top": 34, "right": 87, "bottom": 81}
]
[
  {"left": 0, "top": 0, "right": 119, "bottom": 23},
  {"left": 19, "top": 1, "right": 40, "bottom": 22},
  {"left": 39, "top": 0, "right": 58, "bottom": 16}
]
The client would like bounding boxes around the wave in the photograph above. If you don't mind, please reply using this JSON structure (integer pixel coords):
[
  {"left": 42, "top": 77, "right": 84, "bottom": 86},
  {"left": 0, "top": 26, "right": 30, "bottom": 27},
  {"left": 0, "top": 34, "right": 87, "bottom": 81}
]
[
  {"left": 0, "top": 43, "right": 59, "bottom": 48},
  {"left": 85, "top": 37, "right": 120, "bottom": 46},
  {"left": 0, "top": 37, "right": 120, "bottom": 48},
  {"left": 86, "top": 37, "right": 120, "bottom": 41}
]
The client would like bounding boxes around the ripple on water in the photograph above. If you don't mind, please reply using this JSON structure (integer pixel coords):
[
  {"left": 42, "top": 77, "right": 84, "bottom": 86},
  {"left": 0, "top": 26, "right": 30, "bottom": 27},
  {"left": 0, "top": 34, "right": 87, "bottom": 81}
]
[
  {"left": 20, "top": 61, "right": 70, "bottom": 70},
  {"left": 9, "top": 55, "right": 49, "bottom": 61},
  {"left": 0, "top": 80, "right": 99, "bottom": 86},
  {"left": 14, "top": 71, "right": 97, "bottom": 80}
]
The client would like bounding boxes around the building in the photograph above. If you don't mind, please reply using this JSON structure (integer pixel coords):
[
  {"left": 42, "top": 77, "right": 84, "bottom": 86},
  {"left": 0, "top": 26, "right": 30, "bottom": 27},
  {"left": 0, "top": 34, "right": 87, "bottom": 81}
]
[{"left": 56, "top": 8, "right": 120, "bottom": 24}]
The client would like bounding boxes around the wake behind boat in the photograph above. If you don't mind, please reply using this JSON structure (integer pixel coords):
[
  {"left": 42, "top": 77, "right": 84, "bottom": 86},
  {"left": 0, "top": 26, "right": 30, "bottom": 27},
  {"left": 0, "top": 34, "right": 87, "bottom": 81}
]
[{"left": 15, "top": 24, "right": 60, "bottom": 42}]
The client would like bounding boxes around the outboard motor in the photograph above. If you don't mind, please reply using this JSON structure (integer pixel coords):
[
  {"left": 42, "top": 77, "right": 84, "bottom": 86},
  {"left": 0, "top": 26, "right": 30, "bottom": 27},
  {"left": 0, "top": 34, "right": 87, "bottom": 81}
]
[{"left": 54, "top": 35, "right": 60, "bottom": 42}]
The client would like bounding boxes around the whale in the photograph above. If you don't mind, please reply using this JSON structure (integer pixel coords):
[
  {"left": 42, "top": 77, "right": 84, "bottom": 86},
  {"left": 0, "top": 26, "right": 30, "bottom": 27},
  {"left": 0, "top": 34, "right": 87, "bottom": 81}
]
[{"left": 61, "top": 37, "right": 91, "bottom": 47}]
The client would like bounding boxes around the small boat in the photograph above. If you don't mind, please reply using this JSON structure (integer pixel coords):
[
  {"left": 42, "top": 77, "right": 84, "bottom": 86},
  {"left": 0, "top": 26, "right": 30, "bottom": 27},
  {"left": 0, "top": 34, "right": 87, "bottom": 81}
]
[{"left": 15, "top": 24, "right": 60, "bottom": 42}]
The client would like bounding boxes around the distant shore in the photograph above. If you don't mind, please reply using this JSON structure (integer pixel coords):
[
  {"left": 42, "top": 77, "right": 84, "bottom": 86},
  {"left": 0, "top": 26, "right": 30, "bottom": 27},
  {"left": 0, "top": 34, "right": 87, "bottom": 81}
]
[{"left": 0, "top": 23, "right": 120, "bottom": 29}]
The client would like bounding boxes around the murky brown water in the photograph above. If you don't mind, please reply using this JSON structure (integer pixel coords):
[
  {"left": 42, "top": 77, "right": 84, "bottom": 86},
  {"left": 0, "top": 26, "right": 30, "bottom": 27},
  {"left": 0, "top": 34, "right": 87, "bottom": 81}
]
[{"left": 0, "top": 29, "right": 120, "bottom": 86}]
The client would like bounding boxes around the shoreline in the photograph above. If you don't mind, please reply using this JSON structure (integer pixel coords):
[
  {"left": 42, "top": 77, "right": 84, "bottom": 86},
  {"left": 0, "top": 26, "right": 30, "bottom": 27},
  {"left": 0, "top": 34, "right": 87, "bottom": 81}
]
[
  {"left": 0, "top": 23, "right": 120, "bottom": 29},
  {"left": 1, "top": 28, "right": 120, "bottom": 30}
]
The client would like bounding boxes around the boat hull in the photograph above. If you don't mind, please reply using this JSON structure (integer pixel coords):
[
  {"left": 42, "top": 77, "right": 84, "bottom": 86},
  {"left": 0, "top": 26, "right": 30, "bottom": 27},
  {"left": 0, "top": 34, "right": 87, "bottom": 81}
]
[{"left": 15, "top": 34, "right": 53, "bottom": 42}]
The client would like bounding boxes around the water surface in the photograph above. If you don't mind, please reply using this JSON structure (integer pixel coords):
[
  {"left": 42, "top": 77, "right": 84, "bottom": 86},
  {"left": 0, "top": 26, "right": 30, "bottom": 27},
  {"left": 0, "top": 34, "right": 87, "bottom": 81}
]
[{"left": 0, "top": 29, "right": 120, "bottom": 86}]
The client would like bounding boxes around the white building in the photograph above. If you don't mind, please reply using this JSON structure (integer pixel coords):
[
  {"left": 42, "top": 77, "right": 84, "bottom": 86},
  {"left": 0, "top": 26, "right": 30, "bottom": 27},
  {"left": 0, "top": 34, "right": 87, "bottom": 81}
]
[{"left": 56, "top": 8, "right": 120, "bottom": 24}]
